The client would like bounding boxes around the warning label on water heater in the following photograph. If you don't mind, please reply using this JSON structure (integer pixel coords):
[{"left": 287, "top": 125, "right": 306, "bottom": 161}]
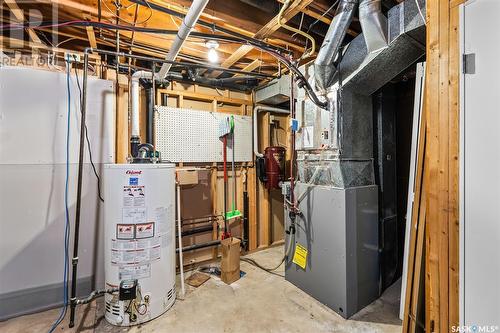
[
  {"left": 123, "top": 185, "right": 146, "bottom": 207},
  {"left": 135, "top": 222, "right": 154, "bottom": 239},
  {"left": 119, "top": 264, "right": 151, "bottom": 280},
  {"left": 116, "top": 224, "right": 135, "bottom": 240}
]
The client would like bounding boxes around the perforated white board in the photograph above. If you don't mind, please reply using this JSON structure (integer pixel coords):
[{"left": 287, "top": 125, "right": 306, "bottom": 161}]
[{"left": 154, "top": 106, "right": 252, "bottom": 162}]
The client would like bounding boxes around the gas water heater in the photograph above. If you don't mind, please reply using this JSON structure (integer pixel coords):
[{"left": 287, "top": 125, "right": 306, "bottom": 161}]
[{"left": 103, "top": 164, "right": 176, "bottom": 326}]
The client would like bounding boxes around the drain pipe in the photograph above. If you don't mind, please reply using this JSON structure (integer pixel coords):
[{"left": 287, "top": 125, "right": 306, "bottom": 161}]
[
  {"left": 253, "top": 105, "right": 290, "bottom": 158},
  {"left": 176, "top": 181, "right": 186, "bottom": 296},
  {"left": 359, "top": 0, "right": 388, "bottom": 54},
  {"left": 157, "top": 0, "right": 209, "bottom": 78}
]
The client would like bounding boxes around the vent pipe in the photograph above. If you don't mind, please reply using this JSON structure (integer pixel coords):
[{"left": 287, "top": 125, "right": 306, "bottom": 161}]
[
  {"left": 314, "top": 0, "right": 358, "bottom": 92},
  {"left": 130, "top": 0, "right": 208, "bottom": 155},
  {"left": 157, "top": 0, "right": 209, "bottom": 78},
  {"left": 359, "top": 0, "right": 388, "bottom": 54}
]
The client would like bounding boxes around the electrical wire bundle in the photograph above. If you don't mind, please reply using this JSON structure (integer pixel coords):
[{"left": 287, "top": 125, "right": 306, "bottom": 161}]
[
  {"left": 48, "top": 56, "right": 72, "bottom": 333},
  {"left": 48, "top": 55, "right": 105, "bottom": 333}
]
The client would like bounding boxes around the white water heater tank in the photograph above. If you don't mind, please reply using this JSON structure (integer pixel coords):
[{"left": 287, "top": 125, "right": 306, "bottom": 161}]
[{"left": 103, "top": 163, "right": 176, "bottom": 326}]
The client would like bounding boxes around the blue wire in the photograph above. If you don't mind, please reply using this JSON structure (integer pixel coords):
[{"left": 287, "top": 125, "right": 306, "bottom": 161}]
[{"left": 49, "top": 57, "right": 72, "bottom": 333}]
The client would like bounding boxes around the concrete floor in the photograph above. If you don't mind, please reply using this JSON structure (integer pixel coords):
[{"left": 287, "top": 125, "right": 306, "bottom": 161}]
[{"left": 0, "top": 246, "right": 402, "bottom": 333}]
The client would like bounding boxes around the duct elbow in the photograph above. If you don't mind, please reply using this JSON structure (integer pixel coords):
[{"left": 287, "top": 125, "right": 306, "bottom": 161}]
[
  {"left": 313, "top": 0, "right": 358, "bottom": 92},
  {"left": 359, "top": 0, "right": 388, "bottom": 54}
]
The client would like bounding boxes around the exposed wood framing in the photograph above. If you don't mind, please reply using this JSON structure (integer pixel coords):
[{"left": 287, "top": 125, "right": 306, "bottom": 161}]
[
  {"left": 234, "top": 59, "right": 262, "bottom": 77},
  {"left": 208, "top": 0, "right": 314, "bottom": 78},
  {"left": 424, "top": 0, "right": 461, "bottom": 331},
  {"left": 4, "top": 0, "right": 42, "bottom": 43},
  {"left": 276, "top": 0, "right": 358, "bottom": 36},
  {"left": 258, "top": 112, "right": 271, "bottom": 247},
  {"left": 86, "top": 26, "right": 98, "bottom": 49},
  {"left": 403, "top": 104, "right": 427, "bottom": 332},
  {"left": 156, "top": 89, "right": 253, "bottom": 107}
]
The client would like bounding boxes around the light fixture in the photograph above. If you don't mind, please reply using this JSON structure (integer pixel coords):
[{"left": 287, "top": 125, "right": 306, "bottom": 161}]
[{"left": 205, "top": 40, "right": 219, "bottom": 64}]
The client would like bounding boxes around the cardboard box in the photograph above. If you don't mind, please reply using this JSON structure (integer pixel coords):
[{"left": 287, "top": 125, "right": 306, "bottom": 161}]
[
  {"left": 176, "top": 169, "right": 199, "bottom": 186},
  {"left": 221, "top": 237, "right": 241, "bottom": 284}
]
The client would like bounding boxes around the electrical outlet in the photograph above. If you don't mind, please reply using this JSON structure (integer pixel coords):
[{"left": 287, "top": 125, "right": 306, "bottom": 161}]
[{"left": 65, "top": 52, "right": 81, "bottom": 63}]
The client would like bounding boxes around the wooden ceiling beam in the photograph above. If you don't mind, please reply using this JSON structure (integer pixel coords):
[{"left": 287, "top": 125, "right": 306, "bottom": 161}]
[
  {"left": 31, "top": 0, "right": 113, "bottom": 19},
  {"left": 233, "top": 59, "right": 262, "bottom": 77},
  {"left": 208, "top": 0, "right": 314, "bottom": 78},
  {"left": 277, "top": 0, "right": 358, "bottom": 36},
  {"left": 4, "top": 0, "right": 43, "bottom": 44},
  {"left": 86, "top": 26, "right": 98, "bottom": 49}
]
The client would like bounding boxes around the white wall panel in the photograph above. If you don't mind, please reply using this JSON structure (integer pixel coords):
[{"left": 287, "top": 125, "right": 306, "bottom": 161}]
[
  {"left": 0, "top": 66, "right": 114, "bottom": 319},
  {"left": 460, "top": 0, "right": 500, "bottom": 327}
]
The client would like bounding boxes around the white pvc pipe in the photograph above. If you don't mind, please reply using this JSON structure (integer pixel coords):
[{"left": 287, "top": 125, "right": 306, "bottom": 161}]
[
  {"left": 253, "top": 105, "right": 290, "bottom": 157},
  {"left": 131, "top": 70, "right": 153, "bottom": 138},
  {"left": 157, "top": 0, "right": 209, "bottom": 78},
  {"left": 130, "top": 0, "right": 208, "bottom": 139},
  {"left": 176, "top": 182, "right": 186, "bottom": 296}
]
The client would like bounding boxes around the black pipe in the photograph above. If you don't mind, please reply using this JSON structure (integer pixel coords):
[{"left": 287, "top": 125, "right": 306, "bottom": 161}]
[
  {"left": 181, "top": 214, "right": 222, "bottom": 222},
  {"left": 143, "top": 82, "right": 154, "bottom": 145},
  {"left": 88, "top": 48, "right": 272, "bottom": 79},
  {"left": 129, "top": 0, "right": 290, "bottom": 55},
  {"left": 176, "top": 240, "right": 221, "bottom": 253},
  {"left": 69, "top": 52, "right": 89, "bottom": 328},
  {"left": 177, "top": 225, "right": 214, "bottom": 237},
  {"left": 243, "top": 191, "right": 249, "bottom": 251}
]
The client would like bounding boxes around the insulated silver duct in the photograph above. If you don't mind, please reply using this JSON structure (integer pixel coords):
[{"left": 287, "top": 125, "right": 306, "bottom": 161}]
[
  {"left": 359, "top": 0, "right": 388, "bottom": 54},
  {"left": 314, "top": 0, "right": 358, "bottom": 92}
]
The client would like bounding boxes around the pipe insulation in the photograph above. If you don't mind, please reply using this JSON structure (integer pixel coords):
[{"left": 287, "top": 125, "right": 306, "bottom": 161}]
[
  {"left": 157, "top": 0, "right": 209, "bottom": 78},
  {"left": 314, "top": 0, "right": 358, "bottom": 92}
]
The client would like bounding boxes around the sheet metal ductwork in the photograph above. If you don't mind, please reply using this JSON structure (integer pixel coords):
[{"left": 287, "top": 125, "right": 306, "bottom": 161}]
[
  {"left": 313, "top": 0, "right": 357, "bottom": 92},
  {"left": 339, "top": 0, "right": 426, "bottom": 95},
  {"left": 313, "top": 0, "right": 388, "bottom": 92},
  {"left": 359, "top": 0, "right": 388, "bottom": 54}
]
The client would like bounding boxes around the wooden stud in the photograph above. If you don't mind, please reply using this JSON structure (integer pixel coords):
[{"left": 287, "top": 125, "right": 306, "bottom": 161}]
[
  {"left": 86, "top": 26, "right": 98, "bottom": 49},
  {"left": 448, "top": 4, "right": 461, "bottom": 328},
  {"left": 403, "top": 88, "right": 428, "bottom": 333},
  {"left": 424, "top": 1, "right": 461, "bottom": 331},
  {"left": 257, "top": 112, "right": 271, "bottom": 247},
  {"left": 177, "top": 95, "right": 184, "bottom": 108},
  {"left": 210, "top": 164, "right": 219, "bottom": 259}
]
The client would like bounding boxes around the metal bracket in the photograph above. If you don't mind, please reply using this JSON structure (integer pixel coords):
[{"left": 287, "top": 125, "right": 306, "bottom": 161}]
[{"left": 463, "top": 53, "right": 476, "bottom": 74}]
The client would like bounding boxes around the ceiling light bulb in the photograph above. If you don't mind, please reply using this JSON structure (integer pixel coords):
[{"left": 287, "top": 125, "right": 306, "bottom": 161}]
[{"left": 208, "top": 47, "right": 218, "bottom": 63}]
